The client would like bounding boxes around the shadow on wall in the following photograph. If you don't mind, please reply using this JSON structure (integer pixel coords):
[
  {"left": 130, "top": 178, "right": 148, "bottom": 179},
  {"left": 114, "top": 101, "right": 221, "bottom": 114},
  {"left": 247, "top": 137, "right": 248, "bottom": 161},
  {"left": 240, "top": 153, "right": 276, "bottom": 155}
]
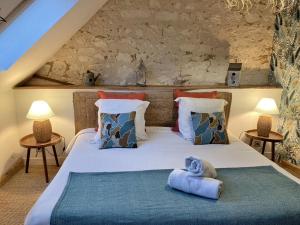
[
  {"left": 240, "top": 68, "right": 271, "bottom": 85},
  {"left": 0, "top": 90, "right": 22, "bottom": 179},
  {"left": 0, "top": 126, "right": 22, "bottom": 180},
  {"left": 39, "top": 32, "right": 232, "bottom": 87},
  {"left": 0, "top": 153, "right": 23, "bottom": 185}
]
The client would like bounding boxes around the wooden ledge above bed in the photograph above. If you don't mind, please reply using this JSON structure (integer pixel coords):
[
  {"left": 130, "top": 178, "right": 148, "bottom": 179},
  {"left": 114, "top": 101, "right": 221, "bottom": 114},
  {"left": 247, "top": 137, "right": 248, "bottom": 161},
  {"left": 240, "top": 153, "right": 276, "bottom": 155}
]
[{"left": 14, "top": 84, "right": 282, "bottom": 90}]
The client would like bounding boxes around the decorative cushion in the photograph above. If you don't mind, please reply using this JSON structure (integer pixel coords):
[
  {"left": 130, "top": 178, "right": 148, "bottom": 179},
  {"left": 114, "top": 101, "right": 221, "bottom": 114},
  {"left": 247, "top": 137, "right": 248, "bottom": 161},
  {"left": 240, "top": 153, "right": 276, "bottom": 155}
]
[
  {"left": 95, "top": 99, "right": 149, "bottom": 140},
  {"left": 175, "top": 97, "right": 227, "bottom": 140},
  {"left": 100, "top": 112, "right": 137, "bottom": 149},
  {"left": 97, "top": 91, "right": 146, "bottom": 100},
  {"left": 191, "top": 112, "right": 229, "bottom": 145},
  {"left": 172, "top": 90, "right": 218, "bottom": 132},
  {"left": 95, "top": 91, "right": 147, "bottom": 133}
]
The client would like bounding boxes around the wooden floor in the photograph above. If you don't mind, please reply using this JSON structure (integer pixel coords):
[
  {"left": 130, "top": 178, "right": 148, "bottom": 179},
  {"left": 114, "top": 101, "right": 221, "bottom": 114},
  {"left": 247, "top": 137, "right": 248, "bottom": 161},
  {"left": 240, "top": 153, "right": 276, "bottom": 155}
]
[{"left": 0, "top": 166, "right": 59, "bottom": 225}]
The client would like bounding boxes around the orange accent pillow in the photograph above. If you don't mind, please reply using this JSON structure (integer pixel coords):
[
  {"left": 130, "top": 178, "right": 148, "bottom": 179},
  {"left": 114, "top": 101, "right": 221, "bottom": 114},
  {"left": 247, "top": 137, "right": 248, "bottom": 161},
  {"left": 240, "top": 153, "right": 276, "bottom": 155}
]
[
  {"left": 175, "top": 89, "right": 218, "bottom": 99},
  {"left": 95, "top": 91, "right": 147, "bottom": 131},
  {"left": 97, "top": 91, "right": 146, "bottom": 100},
  {"left": 172, "top": 90, "right": 218, "bottom": 132}
]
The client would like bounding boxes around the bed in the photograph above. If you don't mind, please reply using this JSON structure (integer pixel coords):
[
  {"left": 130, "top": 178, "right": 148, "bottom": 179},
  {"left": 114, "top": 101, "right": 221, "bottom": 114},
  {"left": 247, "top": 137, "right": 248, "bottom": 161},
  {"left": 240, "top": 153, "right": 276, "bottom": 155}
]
[{"left": 25, "top": 90, "right": 300, "bottom": 225}]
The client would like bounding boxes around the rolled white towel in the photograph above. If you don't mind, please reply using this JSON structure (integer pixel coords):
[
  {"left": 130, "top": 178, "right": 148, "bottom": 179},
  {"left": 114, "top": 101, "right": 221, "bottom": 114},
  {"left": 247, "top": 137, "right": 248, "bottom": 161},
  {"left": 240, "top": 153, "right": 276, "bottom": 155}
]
[
  {"left": 168, "top": 169, "right": 223, "bottom": 200},
  {"left": 185, "top": 156, "right": 217, "bottom": 178}
]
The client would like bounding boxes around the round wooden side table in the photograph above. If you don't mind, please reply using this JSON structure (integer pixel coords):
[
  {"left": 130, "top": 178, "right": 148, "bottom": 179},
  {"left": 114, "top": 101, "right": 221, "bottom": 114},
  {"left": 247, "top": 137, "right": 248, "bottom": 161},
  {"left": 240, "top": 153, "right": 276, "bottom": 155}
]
[
  {"left": 244, "top": 129, "right": 283, "bottom": 162},
  {"left": 20, "top": 132, "right": 62, "bottom": 183}
]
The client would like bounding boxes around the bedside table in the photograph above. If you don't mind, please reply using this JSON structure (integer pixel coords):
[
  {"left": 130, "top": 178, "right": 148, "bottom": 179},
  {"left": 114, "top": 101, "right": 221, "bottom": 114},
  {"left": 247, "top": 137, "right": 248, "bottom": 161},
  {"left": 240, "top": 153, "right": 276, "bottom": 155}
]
[
  {"left": 245, "top": 129, "right": 283, "bottom": 162},
  {"left": 20, "top": 132, "right": 62, "bottom": 183}
]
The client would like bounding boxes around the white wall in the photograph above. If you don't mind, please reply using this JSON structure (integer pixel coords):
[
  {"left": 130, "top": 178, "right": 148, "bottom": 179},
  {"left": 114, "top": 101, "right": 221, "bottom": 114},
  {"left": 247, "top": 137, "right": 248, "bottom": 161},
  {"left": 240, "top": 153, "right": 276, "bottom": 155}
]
[
  {"left": 14, "top": 89, "right": 75, "bottom": 165},
  {"left": 15, "top": 89, "right": 76, "bottom": 143},
  {"left": 0, "top": 90, "right": 21, "bottom": 177},
  {"left": 14, "top": 88, "right": 282, "bottom": 162},
  {"left": 218, "top": 89, "right": 282, "bottom": 136}
]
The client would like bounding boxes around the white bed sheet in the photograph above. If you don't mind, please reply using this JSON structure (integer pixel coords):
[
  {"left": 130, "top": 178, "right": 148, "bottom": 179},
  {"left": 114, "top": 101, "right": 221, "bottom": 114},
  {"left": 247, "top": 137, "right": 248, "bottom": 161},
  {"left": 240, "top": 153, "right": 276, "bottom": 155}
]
[{"left": 25, "top": 127, "right": 300, "bottom": 225}]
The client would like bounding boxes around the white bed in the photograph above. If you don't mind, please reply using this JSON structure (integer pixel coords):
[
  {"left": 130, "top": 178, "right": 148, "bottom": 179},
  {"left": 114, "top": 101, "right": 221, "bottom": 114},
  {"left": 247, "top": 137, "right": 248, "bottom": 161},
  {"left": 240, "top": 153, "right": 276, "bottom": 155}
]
[{"left": 25, "top": 127, "right": 300, "bottom": 225}]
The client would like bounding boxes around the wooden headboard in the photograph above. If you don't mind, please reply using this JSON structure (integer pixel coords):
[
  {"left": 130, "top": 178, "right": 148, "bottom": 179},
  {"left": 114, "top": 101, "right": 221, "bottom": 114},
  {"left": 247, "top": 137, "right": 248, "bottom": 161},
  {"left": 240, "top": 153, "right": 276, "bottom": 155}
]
[{"left": 73, "top": 88, "right": 232, "bottom": 134}]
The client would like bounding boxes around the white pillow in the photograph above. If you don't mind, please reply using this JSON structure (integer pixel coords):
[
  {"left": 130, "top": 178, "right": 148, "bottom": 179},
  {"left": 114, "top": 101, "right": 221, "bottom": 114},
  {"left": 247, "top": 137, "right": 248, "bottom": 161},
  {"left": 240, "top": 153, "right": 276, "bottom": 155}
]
[
  {"left": 95, "top": 99, "right": 150, "bottom": 140},
  {"left": 175, "top": 97, "right": 228, "bottom": 140}
]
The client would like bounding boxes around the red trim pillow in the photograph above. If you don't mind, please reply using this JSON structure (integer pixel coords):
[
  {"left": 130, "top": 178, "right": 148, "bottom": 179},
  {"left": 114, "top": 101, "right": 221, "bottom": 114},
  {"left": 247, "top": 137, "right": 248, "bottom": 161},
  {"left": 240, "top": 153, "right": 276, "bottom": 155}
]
[
  {"left": 97, "top": 91, "right": 146, "bottom": 100},
  {"left": 172, "top": 89, "right": 218, "bottom": 132},
  {"left": 95, "top": 91, "right": 147, "bottom": 131}
]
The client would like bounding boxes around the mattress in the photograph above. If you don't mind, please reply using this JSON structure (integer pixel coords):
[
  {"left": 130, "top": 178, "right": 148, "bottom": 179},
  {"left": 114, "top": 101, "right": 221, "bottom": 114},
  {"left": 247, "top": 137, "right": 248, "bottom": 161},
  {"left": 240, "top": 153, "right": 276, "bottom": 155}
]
[{"left": 25, "top": 127, "right": 300, "bottom": 225}]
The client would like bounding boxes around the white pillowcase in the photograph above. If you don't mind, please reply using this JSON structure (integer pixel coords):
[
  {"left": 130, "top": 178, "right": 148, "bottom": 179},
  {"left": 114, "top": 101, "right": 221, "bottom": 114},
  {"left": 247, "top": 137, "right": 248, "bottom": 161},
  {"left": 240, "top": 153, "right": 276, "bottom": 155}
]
[
  {"left": 175, "top": 97, "right": 228, "bottom": 140},
  {"left": 95, "top": 99, "right": 150, "bottom": 140}
]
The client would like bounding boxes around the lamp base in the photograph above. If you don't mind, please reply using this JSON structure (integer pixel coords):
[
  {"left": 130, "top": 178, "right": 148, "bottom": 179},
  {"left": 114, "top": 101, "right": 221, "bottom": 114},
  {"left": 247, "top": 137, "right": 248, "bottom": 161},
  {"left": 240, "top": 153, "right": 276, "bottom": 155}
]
[
  {"left": 257, "top": 115, "right": 272, "bottom": 137},
  {"left": 33, "top": 119, "right": 52, "bottom": 143}
]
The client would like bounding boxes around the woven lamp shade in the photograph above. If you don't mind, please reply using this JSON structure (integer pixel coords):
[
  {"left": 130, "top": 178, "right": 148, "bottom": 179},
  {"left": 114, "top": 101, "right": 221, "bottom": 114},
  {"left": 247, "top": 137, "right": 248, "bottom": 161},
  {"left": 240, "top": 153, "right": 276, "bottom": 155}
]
[
  {"left": 255, "top": 98, "right": 279, "bottom": 137},
  {"left": 27, "top": 101, "right": 55, "bottom": 143}
]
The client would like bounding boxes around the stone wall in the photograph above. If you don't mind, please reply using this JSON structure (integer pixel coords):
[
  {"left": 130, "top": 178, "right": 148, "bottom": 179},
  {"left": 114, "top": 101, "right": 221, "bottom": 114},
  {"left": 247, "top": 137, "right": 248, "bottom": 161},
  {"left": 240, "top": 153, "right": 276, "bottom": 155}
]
[
  {"left": 273, "top": 1, "right": 300, "bottom": 165},
  {"left": 36, "top": 0, "right": 275, "bottom": 86}
]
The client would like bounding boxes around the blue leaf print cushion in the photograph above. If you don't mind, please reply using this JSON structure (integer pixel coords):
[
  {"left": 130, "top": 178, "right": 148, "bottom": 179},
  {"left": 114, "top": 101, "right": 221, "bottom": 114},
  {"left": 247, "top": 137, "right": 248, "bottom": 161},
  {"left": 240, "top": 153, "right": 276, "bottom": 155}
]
[
  {"left": 191, "top": 112, "right": 229, "bottom": 145},
  {"left": 100, "top": 112, "right": 137, "bottom": 149}
]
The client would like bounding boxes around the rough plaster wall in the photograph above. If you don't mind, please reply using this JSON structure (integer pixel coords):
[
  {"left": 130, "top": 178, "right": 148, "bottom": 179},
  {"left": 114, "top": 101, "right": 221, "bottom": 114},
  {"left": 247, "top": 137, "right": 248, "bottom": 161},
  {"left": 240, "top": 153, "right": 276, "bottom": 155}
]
[
  {"left": 36, "top": 0, "right": 274, "bottom": 86},
  {"left": 272, "top": 1, "right": 300, "bottom": 165}
]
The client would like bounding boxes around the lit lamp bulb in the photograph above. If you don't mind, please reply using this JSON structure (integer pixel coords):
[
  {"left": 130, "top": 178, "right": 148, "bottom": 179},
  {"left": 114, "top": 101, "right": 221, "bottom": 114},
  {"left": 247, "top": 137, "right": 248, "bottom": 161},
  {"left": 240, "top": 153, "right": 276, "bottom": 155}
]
[
  {"left": 27, "top": 100, "right": 55, "bottom": 143},
  {"left": 255, "top": 98, "right": 279, "bottom": 137}
]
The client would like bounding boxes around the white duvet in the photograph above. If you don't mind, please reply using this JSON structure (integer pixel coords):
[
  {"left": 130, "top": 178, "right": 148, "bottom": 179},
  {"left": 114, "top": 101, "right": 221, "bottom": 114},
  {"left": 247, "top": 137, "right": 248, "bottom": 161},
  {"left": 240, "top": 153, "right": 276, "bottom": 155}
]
[{"left": 25, "top": 127, "right": 300, "bottom": 225}]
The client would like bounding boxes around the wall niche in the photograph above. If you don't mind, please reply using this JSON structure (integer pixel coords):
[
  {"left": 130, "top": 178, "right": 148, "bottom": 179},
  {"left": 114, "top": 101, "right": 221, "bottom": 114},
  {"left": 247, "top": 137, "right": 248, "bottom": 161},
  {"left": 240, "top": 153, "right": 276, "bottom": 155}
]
[{"left": 34, "top": 0, "right": 275, "bottom": 87}]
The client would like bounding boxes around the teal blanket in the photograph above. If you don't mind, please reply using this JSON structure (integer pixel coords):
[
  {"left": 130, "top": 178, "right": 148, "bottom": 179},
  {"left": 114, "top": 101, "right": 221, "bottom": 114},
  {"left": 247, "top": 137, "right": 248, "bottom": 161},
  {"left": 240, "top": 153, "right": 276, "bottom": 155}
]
[{"left": 51, "top": 166, "right": 300, "bottom": 225}]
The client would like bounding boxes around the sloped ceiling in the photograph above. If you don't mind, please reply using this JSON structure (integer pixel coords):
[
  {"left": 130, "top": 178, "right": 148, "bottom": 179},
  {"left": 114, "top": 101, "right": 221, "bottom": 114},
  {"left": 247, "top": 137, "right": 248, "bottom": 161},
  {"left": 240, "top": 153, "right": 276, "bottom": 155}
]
[
  {"left": 0, "top": 0, "right": 79, "bottom": 71},
  {"left": 0, "top": 0, "right": 108, "bottom": 90},
  {"left": 0, "top": 0, "right": 24, "bottom": 18}
]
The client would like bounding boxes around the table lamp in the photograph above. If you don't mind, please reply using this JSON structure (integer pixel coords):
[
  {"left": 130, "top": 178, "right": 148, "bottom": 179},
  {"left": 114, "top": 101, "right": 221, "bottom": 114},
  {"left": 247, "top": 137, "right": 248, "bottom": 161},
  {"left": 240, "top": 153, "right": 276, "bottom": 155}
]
[
  {"left": 255, "top": 98, "right": 279, "bottom": 137},
  {"left": 26, "top": 100, "right": 55, "bottom": 143}
]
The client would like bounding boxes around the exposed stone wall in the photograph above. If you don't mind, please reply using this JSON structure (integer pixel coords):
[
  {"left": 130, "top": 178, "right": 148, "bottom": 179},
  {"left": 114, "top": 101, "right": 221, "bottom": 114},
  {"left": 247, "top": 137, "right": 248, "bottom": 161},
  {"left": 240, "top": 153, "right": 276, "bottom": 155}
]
[
  {"left": 273, "top": 1, "right": 300, "bottom": 165},
  {"left": 37, "top": 0, "right": 274, "bottom": 86}
]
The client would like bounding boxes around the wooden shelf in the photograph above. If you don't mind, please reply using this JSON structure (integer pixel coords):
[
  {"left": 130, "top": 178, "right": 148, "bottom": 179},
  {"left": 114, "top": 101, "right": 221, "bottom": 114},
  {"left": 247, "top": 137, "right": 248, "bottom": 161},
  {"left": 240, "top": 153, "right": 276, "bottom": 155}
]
[{"left": 14, "top": 84, "right": 282, "bottom": 90}]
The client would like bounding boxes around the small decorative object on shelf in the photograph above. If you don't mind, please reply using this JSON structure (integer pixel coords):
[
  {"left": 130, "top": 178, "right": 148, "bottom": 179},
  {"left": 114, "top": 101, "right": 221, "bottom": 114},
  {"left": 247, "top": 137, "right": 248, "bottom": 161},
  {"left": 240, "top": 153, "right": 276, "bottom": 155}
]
[
  {"left": 136, "top": 59, "right": 147, "bottom": 86},
  {"left": 255, "top": 98, "right": 279, "bottom": 137},
  {"left": 83, "top": 70, "right": 101, "bottom": 86},
  {"left": 226, "top": 63, "right": 242, "bottom": 87},
  {"left": 26, "top": 100, "right": 55, "bottom": 143}
]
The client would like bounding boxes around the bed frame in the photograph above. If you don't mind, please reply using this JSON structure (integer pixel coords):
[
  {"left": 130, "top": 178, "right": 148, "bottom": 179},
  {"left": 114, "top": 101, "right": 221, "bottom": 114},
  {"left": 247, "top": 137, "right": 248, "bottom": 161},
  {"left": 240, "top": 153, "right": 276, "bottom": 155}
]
[{"left": 73, "top": 87, "right": 232, "bottom": 134}]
